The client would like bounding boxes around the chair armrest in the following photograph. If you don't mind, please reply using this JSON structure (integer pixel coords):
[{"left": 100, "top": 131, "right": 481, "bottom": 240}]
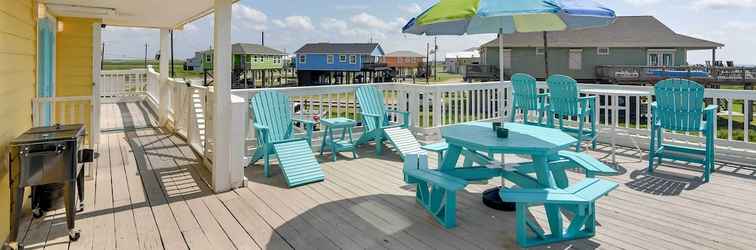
[
  {"left": 253, "top": 123, "right": 270, "bottom": 144},
  {"left": 385, "top": 109, "right": 409, "bottom": 115},
  {"left": 704, "top": 105, "right": 717, "bottom": 128},
  {"left": 577, "top": 96, "right": 597, "bottom": 111},
  {"left": 253, "top": 123, "right": 269, "bottom": 130},
  {"left": 291, "top": 118, "right": 315, "bottom": 144},
  {"left": 704, "top": 104, "right": 718, "bottom": 113},
  {"left": 386, "top": 110, "right": 410, "bottom": 128},
  {"left": 361, "top": 113, "right": 383, "bottom": 118},
  {"left": 291, "top": 117, "right": 316, "bottom": 125}
]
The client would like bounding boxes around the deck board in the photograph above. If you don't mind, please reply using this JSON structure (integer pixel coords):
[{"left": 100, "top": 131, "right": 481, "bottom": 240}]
[{"left": 16, "top": 101, "right": 756, "bottom": 250}]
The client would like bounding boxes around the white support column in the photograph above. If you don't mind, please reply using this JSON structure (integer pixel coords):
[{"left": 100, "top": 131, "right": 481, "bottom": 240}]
[
  {"left": 159, "top": 29, "right": 171, "bottom": 125},
  {"left": 212, "top": 0, "right": 241, "bottom": 192},
  {"left": 91, "top": 23, "right": 102, "bottom": 145}
]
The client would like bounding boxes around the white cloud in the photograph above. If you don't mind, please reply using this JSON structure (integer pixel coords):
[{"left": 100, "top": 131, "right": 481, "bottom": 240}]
[
  {"left": 620, "top": 0, "right": 663, "bottom": 6},
  {"left": 400, "top": 3, "right": 422, "bottom": 14},
  {"left": 351, "top": 12, "right": 392, "bottom": 30},
  {"left": 693, "top": 0, "right": 756, "bottom": 9},
  {"left": 724, "top": 21, "right": 756, "bottom": 30},
  {"left": 232, "top": 4, "right": 267, "bottom": 31},
  {"left": 273, "top": 16, "right": 315, "bottom": 31}
]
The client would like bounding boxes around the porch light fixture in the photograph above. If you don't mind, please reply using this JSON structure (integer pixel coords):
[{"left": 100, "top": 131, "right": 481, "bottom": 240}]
[{"left": 45, "top": 3, "right": 117, "bottom": 17}]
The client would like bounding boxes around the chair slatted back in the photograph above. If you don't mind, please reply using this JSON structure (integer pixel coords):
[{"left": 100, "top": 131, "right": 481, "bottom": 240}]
[
  {"left": 250, "top": 90, "right": 293, "bottom": 143},
  {"left": 546, "top": 75, "right": 580, "bottom": 116},
  {"left": 356, "top": 86, "right": 386, "bottom": 131},
  {"left": 511, "top": 73, "right": 539, "bottom": 110},
  {"left": 654, "top": 79, "right": 705, "bottom": 131}
]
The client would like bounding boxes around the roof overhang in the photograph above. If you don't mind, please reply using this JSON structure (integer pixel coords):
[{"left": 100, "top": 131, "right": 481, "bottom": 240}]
[{"left": 41, "top": 0, "right": 238, "bottom": 29}]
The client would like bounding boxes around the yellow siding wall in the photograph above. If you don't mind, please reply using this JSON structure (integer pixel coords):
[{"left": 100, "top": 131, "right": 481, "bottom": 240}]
[
  {"left": 0, "top": 0, "right": 36, "bottom": 242},
  {"left": 55, "top": 17, "right": 95, "bottom": 143}
]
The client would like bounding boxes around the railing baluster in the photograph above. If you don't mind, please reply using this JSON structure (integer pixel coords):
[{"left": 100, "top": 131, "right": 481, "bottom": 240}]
[
  {"left": 728, "top": 98, "right": 733, "bottom": 141},
  {"left": 745, "top": 98, "right": 750, "bottom": 143},
  {"left": 635, "top": 96, "right": 641, "bottom": 129}
]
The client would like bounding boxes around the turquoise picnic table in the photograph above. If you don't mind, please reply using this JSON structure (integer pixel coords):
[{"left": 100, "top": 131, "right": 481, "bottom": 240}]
[
  {"left": 408, "top": 122, "right": 617, "bottom": 246},
  {"left": 440, "top": 122, "right": 581, "bottom": 244},
  {"left": 439, "top": 122, "right": 578, "bottom": 188}
]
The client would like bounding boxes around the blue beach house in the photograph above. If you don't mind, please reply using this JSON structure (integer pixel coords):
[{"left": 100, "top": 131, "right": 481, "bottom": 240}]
[{"left": 294, "top": 43, "right": 390, "bottom": 85}]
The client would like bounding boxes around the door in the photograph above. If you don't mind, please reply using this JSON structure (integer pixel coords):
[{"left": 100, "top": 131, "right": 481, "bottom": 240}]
[{"left": 37, "top": 17, "right": 55, "bottom": 126}]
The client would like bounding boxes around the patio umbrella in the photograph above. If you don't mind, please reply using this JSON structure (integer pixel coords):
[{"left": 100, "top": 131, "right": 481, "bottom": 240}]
[{"left": 402, "top": 0, "right": 616, "bottom": 79}]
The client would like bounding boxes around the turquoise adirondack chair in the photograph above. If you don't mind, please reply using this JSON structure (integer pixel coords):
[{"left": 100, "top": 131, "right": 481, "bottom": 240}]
[
  {"left": 545, "top": 75, "right": 597, "bottom": 152},
  {"left": 355, "top": 85, "right": 409, "bottom": 155},
  {"left": 648, "top": 79, "right": 717, "bottom": 182},
  {"left": 509, "top": 73, "right": 547, "bottom": 125},
  {"left": 249, "top": 91, "right": 325, "bottom": 187}
]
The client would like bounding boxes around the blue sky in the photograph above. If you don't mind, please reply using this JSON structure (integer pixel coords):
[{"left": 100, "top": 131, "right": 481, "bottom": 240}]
[{"left": 102, "top": 0, "right": 756, "bottom": 65}]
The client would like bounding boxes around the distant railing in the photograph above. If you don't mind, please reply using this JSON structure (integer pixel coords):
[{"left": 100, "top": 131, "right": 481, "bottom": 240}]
[
  {"left": 596, "top": 65, "right": 756, "bottom": 84},
  {"left": 464, "top": 64, "right": 505, "bottom": 82},
  {"left": 100, "top": 69, "right": 149, "bottom": 102}
]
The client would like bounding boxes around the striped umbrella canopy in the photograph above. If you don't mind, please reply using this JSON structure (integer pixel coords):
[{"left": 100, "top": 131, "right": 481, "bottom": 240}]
[
  {"left": 402, "top": 0, "right": 616, "bottom": 78},
  {"left": 402, "top": 0, "right": 616, "bottom": 35}
]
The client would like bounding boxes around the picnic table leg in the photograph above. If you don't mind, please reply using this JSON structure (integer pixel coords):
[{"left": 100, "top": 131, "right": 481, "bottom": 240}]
[
  {"left": 533, "top": 154, "right": 562, "bottom": 239},
  {"left": 439, "top": 144, "right": 463, "bottom": 172}
]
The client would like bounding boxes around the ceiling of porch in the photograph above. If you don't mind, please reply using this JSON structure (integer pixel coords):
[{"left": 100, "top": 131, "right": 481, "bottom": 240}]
[{"left": 41, "top": 0, "right": 238, "bottom": 29}]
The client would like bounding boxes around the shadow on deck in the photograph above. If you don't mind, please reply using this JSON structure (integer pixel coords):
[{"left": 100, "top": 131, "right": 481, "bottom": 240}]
[{"left": 15, "top": 100, "right": 756, "bottom": 250}]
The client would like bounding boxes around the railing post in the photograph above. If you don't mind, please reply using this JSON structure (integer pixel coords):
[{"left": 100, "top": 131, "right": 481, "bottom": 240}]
[
  {"left": 230, "top": 94, "right": 248, "bottom": 187},
  {"left": 408, "top": 87, "right": 421, "bottom": 130},
  {"left": 432, "top": 88, "right": 443, "bottom": 127}
]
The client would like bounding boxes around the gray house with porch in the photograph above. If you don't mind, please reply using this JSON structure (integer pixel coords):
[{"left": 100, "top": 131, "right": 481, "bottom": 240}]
[{"left": 479, "top": 16, "right": 723, "bottom": 81}]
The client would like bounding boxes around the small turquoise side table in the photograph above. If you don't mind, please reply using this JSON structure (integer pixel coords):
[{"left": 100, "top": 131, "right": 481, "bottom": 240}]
[{"left": 319, "top": 118, "right": 358, "bottom": 161}]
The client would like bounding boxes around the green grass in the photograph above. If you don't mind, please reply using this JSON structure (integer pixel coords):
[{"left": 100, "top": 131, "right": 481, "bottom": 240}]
[{"left": 103, "top": 59, "right": 203, "bottom": 79}]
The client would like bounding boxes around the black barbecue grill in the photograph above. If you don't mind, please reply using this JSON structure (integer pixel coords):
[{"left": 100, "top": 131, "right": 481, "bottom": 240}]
[{"left": 9, "top": 124, "right": 88, "bottom": 247}]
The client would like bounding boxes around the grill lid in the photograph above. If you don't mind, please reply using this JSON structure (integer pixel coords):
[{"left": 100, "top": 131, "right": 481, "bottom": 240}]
[{"left": 11, "top": 124, "right": 85, "bottom": 145}]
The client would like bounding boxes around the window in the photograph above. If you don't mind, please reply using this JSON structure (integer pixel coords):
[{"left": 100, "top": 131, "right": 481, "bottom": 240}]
[
  {"left": 536, "top": 48, "right": 545, "bottom": 55},
  {"left": 206, "top": 54, "right": 212, "bottom": 63},
  {"left": 327, "top": 55, "right": 334, "bottom": 64},
  {"left": 349, "top": 55, "right": 357, "bottom": 64},
  {"left": 339, "top": 55, "right": 347, "bottom": 62},
  {"left": 569, "top": 49, "right": 582, "bottom": 70},
  {"left": 647, "top": 49, "right": 675, "bottom": 67},
  {"left": 502, "top": 49, "right": 512, "bottom": 69},
  {"left": 597, "top": 47, "right": 610, "bottom": 56},
  {"left": 299, "top": 55, "right": 306, "bottom": 64}
]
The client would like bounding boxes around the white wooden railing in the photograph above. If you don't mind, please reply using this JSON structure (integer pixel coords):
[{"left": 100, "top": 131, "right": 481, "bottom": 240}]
[
  {"left": 32, "top": 96, "right": 94, "bottom": 145},
  {"left": 144, "top": 67, "right": 213, "bottom": 162},
  {"left": 230, "top": 82, "right": 756, "bottom": 164},
  {"left": 120, "top": 66, "right": 756, "bottom": 175},
  {"left": 100, "top": 69, "right": 149, "bottom": 102}
]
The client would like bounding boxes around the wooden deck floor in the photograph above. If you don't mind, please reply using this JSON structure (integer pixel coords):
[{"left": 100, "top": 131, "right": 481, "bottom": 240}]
[{"left": 15, "top": 101, "right": 756, "bottom": 249}]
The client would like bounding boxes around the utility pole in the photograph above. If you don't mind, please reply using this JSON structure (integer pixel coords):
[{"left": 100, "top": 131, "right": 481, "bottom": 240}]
[
  {"left": 426, "top": 42, "right": 430, "bottom": 85},
  {"left": 434, "top": 37, "right": 438, "bottom": 81},
  {"left": 144, "top": 43, "right": 148, "bottom": 69},
  {"left": 261, "top": 31, "right": 265, "bottom": 46}
]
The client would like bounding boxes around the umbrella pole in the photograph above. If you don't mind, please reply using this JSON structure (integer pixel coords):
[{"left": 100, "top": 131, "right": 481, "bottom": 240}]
[
  {"left": 543, "top": 31, "right": 549, "bottom": 77},
  {"left": 499, "top": 28, "right": 504, "bottom": 84}
]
